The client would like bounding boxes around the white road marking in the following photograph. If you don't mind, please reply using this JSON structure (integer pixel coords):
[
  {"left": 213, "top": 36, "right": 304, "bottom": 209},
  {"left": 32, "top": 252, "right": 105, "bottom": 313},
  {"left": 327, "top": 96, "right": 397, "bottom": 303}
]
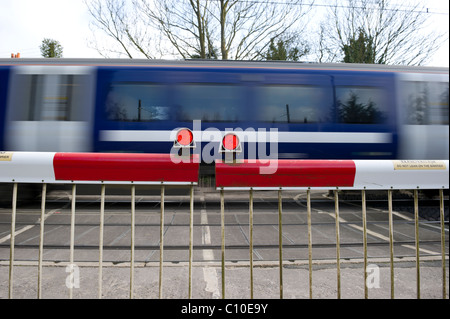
[
  {"left": 0, "top": 207, "right": 60, "bottom": 244},
  {"left": 293, "top": 193, "right": 441, "bottom": 256},
  {"left": 200, "top": 194, "right": 220, "bottom": 299}
]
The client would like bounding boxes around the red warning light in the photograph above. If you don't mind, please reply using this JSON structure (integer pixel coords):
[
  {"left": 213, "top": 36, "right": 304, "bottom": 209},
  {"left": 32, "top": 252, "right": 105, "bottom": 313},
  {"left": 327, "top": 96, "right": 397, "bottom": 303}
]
[
  {"left": 222, "top": 133, "right": 239, "bottom": 151},
  {"left": 177, "top": 128, "right": 194, "bottom": 146}
]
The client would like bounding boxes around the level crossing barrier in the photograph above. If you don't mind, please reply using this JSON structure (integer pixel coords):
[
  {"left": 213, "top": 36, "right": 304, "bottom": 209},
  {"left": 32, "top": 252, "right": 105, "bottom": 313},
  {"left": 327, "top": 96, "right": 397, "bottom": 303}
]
[
  {"left": 0, "top": 151, "right": 199, "bottom": 299},
  {"left": 0, "top": 152, "right": 448, "bottom": 299},
  {"left": 215, "top": 159, "right": 449, "bottom": 299}
]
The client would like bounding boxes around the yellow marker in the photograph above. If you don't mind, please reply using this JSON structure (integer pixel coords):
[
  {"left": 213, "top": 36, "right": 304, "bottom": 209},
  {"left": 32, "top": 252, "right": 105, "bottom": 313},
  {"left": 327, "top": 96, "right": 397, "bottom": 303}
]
[
  {"left": 393, "top": 160, "right": 446, "bottom": 170},
  {"left": 0, "top": 152, "right": 13, "bottom": 161}
]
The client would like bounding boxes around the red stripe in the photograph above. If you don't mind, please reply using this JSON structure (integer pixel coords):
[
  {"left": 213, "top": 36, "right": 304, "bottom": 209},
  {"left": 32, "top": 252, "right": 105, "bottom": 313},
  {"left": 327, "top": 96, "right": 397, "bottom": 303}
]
[
  {"left": 53, "top": 153, "right": 199, "bottom": 183},
  {"left": 215, "top": 160, "right": 356, "bottom": 188}
]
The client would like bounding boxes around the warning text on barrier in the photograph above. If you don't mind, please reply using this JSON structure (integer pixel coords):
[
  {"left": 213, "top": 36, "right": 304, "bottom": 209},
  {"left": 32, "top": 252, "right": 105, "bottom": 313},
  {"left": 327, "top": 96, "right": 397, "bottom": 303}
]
[
  {"left": 0, "top": 152, "right": 13, "bottom": 161},
  {"left": 393, "top": 160, "right": 446, "bottom": 170}
]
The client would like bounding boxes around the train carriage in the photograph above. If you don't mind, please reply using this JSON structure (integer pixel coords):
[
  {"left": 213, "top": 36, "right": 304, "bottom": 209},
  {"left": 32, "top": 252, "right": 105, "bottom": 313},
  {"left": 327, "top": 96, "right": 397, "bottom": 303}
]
[{"left": 0, "top": 59, "right": 448, "bottom": 163}]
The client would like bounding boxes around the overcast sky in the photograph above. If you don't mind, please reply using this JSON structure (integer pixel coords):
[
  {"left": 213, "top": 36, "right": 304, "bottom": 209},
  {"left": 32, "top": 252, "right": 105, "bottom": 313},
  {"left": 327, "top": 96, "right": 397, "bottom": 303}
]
[{"left": 0, "top": 0, "right": 448, "bottom": 66}]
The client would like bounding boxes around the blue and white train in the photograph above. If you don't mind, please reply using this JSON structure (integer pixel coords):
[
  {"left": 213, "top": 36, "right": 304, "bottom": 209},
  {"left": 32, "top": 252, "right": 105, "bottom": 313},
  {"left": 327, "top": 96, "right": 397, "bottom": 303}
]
[{"left": 0, "top": 59, "right": 448, "bottom": 162}]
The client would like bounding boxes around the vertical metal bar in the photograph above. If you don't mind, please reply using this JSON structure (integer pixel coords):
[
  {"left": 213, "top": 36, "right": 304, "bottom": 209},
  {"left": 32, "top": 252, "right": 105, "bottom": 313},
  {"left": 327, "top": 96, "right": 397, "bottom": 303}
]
[
  {"left": 9, "top": 183, "right": 18, "bottom": 299},
  {"left": 362, "top": 188, "right": 368, "bottom": 299},
  {"left": 220, "top": 188, "right": 225, "bottom": 299},
  {"left": 334, "top": 189, "right": 341, "bottom": 299},
  {"left": 249, "top": 188, "right": 254, "bottom": 299},
  {"left": 37, "top": 183, "right": 47, "bottom": 299},
  {"left": 159, "top": 185, "right": 165, "bottom": 299},
  {"left": 307, "top": 189, "right": 313, "bottom": 299},
  {"left": 130, "top": 184, "right": 135, "bottom": 299},
  {"left": 278, "top": 188, "right": 283, "bottom": 299},
  {"left": 414, "top": 188, "right": 421, "bottom": 299},
  {"left": 188, "top": 184, "right": 194, "bottom": 299},
  {"left": 69, "top": 184, "right": 76, "bottom": 299},
  {"left": 388, "top": 188, "right": 395, "bottom": 299},
  {"left": 98, "top": 183, "right": 105, "bottom": 299},
  {"left": 439, "top": 189, "right": 447, "bottom": 299}
]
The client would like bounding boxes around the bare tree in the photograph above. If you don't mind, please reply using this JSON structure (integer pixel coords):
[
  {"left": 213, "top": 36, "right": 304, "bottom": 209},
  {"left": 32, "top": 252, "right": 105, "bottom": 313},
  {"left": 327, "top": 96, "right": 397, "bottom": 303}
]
[
  {"left": 315, "top": 0, "right": 447, "bottom": 65},
  {"left": 84, "top": 0, "right": 157, "bottom": 58},
  {"left": 207, "top": 0, "right": 311, "bottom": 60},
  {"left": 135, "top": 0, "right": 213, "bottom": 59},
  {"left": 85, "top": 0, "right": 312, "bottom": 60}
]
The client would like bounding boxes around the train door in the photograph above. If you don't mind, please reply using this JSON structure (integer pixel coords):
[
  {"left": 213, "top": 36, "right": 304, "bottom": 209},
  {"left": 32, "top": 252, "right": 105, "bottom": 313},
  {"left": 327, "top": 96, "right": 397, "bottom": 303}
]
[
  {"left": 5, "top": 66, "right": 95, "bottom": 152},
  {"left": 397, "top": 73, "right": 449, "bottom": 159}
]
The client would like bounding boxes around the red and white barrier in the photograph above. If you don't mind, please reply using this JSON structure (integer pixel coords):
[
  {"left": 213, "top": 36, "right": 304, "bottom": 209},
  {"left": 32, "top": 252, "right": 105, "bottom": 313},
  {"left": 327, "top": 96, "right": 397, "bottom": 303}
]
[
  {"left": 1, "top": 152, "right": 448, "bottom": 189},
  {"left": 215, "top": 159, "right": 449, "bottom": 190},
  {"left": 0, "top": 152, "right": 199, "bottom": 185}
]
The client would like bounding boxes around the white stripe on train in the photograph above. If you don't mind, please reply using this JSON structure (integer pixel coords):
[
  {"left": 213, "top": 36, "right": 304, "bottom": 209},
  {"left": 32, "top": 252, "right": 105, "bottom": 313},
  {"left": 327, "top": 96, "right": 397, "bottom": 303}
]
[{"left": 100, "top": 130, "right": 392, "bottom": 144}]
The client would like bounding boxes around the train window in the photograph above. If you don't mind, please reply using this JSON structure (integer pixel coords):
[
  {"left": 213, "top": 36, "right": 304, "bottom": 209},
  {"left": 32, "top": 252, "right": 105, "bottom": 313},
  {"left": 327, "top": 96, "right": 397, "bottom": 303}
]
[
  {"left": 256, "top": 85, "right": 326, "bottom": 123},
  {"left": 11, "top": 74, "right": 87, "bottom": 121},
  {"left": 403, "top": 81, "right": 449, "bottom": 125},
  {"left": 105, "top": 83, "right": 169, "bottom": 121},
  {"left": 174, "top": 84, "right": 244, "bottom": 122},
  {"left": 336, "top": 86, "right": 387, "bottom": 124}
]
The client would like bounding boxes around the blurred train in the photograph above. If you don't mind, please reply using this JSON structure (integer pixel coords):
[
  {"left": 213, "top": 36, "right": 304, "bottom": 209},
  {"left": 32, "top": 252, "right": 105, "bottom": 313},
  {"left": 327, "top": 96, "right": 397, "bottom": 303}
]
[{"left": 0, "top": 59, "right": 448, "bottom": 163}]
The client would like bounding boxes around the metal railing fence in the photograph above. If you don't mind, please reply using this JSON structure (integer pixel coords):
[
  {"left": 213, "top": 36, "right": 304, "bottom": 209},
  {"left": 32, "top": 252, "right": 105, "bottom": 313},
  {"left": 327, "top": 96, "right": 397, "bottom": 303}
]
[
  {"left": 216, "top": 187, "right": 448, "bottom": 299},
  {"left": 1, "top": 153, "right": 448, "bottom": 299},
  {"left": 214, "top": 159, "right": 448, "bottom": 299}
]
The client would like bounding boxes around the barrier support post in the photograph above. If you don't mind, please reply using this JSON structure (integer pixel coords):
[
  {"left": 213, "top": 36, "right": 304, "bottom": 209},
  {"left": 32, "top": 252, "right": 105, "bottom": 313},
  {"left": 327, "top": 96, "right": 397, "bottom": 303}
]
[
  {"left": 278, "top": 189, "right": 283, "bottom": 299},
  {"left": 9, "top": 183, "right": 18, "bottom": 299},
  {"left": 130, "top": 185, "right": 135, "bottom": 299},
  {"left": 220, "top": 188, "right": 225, "bottom": 299},
  {"left": 307, "top": 189, "right": 313, "bottom": 299},
  {"left": 362, "top": 188, "right": 368, "bottom": 299},
  {"left": 334, "top": 189, "right": 341, "bottom": 299},
  {"left": 159, "top": 185, "right": 165, "bottom": 299},
  {"left": 388, "top": 188, "right": 395, "bottom": 299},
  {"left": 98, "top": 184, "right": 105, "bottom": 299},
  {"left": 414, "top": 189, "right": 421, "bottom": 299},
  {"left": 69, "top": 184, "right": 76, "bottom": 299},
  {"left": 189, "top": 184, "right": 194, "bottom": 299},
  {"left": 37, "top": 183, "right": 47, "bottom": 299},
  {"left": 249, "top": 188, "right": 254, "bottom": 299},
  {"left": 440, "top": 189, "right": 447, "bottom": 299}
]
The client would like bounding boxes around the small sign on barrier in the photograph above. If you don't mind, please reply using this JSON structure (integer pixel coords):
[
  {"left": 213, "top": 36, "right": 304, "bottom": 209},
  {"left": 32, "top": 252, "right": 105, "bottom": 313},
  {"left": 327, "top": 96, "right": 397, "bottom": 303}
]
[
  {"left": 393, "top": 160, "right": 446, "bottom": 170},
  {"left": 0, "top": 152, "right": 13, "bottom": 161}
]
